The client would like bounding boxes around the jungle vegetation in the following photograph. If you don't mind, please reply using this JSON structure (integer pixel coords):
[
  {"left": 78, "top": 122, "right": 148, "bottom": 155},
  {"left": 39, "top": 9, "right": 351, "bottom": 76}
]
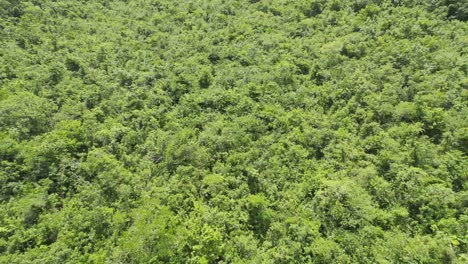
[{"left": 0, "top": 0, "right": 467, "bottom": 263}]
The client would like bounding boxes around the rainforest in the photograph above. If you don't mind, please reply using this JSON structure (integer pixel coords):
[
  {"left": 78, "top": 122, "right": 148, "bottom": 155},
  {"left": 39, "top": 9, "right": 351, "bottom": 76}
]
[{"left": 0, "top": 0, "right": 467, "bottom": 263}]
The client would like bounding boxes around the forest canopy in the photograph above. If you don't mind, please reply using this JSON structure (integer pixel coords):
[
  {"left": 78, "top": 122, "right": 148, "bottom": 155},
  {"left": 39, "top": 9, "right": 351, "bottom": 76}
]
[{"left": 0, "top": 0, "right": 467, "bottom": 263}]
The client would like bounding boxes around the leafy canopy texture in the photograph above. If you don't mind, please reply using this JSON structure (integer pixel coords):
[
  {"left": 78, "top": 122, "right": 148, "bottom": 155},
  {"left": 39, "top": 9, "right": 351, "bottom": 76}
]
[{"left": 0, "top": 0, "right": 467, "bottom": 263}]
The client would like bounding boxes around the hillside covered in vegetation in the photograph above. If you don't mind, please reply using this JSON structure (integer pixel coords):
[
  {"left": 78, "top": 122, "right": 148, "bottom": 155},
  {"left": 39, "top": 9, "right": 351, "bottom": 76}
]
[{"left": 0, "top": 0, "right": 467, "bottom": 263}]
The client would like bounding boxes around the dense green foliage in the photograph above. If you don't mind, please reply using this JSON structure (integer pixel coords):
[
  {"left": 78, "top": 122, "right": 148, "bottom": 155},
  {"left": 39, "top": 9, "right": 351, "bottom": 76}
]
[{"left": 1, "top": 0, "right": 467, "bottom": 263}]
